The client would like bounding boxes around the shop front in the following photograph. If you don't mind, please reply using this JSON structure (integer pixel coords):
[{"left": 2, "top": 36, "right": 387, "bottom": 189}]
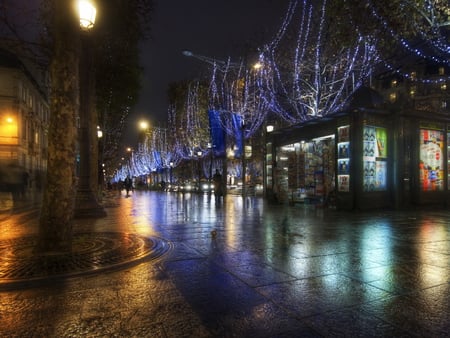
[
  {"left": 265, "top": 89, "right": 450, "bottom": 210},
  {"left": 265, "top": 108, "right": 392, "bottom": 210},
  {"left": 397, "top": 113, "right": 450, "bottom": 208}
]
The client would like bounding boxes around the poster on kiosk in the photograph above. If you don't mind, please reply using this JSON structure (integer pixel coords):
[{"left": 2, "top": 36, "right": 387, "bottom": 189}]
[
  {"left": 362, "top": 125, "right": 387, "bottom": 192},
  {"left": 419, "top": 129, "right": 444, "bottom": 191}
]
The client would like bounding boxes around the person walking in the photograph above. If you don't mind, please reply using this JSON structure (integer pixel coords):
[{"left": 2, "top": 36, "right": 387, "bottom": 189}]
[
  {"left": 124, "top": 175, "right": 133, "bottom": 197},
  {"left": 212, "top": 169, "right": 223, "bottom": 203}
]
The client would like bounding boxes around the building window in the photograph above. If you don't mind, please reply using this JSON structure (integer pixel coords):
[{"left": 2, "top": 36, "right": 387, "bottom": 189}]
[
  {"left": 391, "top": 79, "right": 398, "bottom": 88},
  {"left": 410, "top": 85, "right": 416, "bottom": 97},
  {"left": 389, "top": 92, "right": 397, "bottom": 102},
  {"left": 410, "top": 71, "right": 417, "bottom": 80},
  {"left": 442, "top": 101, "right": 447, "bottom": 109},
  {"left": 438, "top": 67, "right": 445, "bottom": 76},
  {"left": 441, "top": 83, "right": 447, "bottom": 91}
]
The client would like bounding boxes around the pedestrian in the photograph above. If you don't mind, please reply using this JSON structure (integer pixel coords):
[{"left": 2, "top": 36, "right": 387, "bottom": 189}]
[
  {"left": 124, "top": 175, "right": 133, "bottom": 197},
  {"left": 212, "top": 169, "right": 223, "bottom": 203}
]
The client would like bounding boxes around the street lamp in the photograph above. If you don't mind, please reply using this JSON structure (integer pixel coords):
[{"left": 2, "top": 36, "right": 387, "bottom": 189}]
[
  {"left": 264, "top": 124, "right": 274, "bottom": 200},
  {"left": 139, "top": 120, "right": 149, "bottom": 131},
  {"left": 75, "top": 0, "right": 105, "bottom": 217},
  {"left": 78, "top": 0, "right": 96, "bottom": 30},
  {"left": 207, "top": 142, "right": 213, "bottom": 190},
  {"left": 197, "top": 150, "right": 203, "bottom": 185},
  {"left": 182, "top": 50, "right": 241, "bottom": 73},
  {"left": 241, "top": 117, "right": 246, "bottom": 199}
]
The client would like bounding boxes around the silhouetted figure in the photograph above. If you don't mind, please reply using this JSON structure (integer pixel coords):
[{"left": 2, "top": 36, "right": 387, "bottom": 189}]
[
  {"left": 124, "top": 176, "right": 133, "bottom": 197},
  {"left": 213, "top": 169, "right": 223, "bottom": 203}
]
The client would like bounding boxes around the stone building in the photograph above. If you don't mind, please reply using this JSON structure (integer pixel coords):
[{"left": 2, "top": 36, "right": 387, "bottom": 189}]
[{"left": 0, "top": 49, "right": 49, "bottom": 196}]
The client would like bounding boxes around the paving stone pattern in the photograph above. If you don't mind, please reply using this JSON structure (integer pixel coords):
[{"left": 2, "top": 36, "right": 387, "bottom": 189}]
[{"left": 0, "top": 190, "right": 449, "bottom": 337}]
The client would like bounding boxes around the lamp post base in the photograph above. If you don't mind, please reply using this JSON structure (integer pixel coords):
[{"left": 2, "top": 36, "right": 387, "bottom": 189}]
[{"left": 75, "top": 189, "right": 106, "bottom": 218}]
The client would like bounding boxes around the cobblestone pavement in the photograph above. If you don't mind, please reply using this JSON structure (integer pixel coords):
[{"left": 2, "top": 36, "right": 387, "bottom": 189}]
[{"left": 0, "top": 190, "right": 449, "bottom": 337}]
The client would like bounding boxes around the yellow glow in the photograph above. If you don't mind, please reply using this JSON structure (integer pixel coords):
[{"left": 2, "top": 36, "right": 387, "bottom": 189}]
[
  {"left": 139, "top": 120, "right": 149, "bottom": 130},
  {"left": 78, "top": 0, "right": 96, "bottom": 30},
  {"left": 389, "top": 92, "right": 397, "bottom": 102},
  {"left": 0, "top": 114, "right": 18, "bottom": 144},
  {"left": 253, "top": 62, "right": 262, "bottom": 70}
]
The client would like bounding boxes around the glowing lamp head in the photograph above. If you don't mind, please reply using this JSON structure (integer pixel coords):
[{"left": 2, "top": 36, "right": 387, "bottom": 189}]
[
  {"left": 139, "top": 120, "right": 149, "bottom": 130},
  {"left": 253, "top": 62, "right": 262, "bottom": 70},
  {"left": 78, "top": 0, "right": 96, "bottom": 30}
]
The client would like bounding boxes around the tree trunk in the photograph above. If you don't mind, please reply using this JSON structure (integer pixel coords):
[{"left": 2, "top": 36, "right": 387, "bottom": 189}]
[{"left": 36, "top": 0, "right": 80, "bottom": 253}]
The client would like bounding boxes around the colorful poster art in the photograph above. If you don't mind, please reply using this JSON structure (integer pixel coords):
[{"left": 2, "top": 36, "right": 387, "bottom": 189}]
[
  {"left": 363, "top": 126, "right": 387, "bottom": 158},
  {"left": 419, "top": 129, "right": 444, "bottom": 191},
  {"left": 338, "top": 175, "right": 349, "bottom": 192},
  {"left": 363, "top": 125, "right": 387, "bottom": 192},
  {"left": 338, "top": 125, "right": 350, "bottom": 142}
]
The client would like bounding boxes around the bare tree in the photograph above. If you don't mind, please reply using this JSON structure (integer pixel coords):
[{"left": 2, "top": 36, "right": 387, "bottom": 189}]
[
  {"left": 37, "top": 0, "right": 79, "bottom": 253},
  {"left": 258, "top": 0, "right": 377, "bottom": 124}
]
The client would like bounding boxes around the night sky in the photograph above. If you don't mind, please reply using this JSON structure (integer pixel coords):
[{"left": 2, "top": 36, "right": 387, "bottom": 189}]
[{"left": 125, "top": 0, "right": 289, "bottom": 145}]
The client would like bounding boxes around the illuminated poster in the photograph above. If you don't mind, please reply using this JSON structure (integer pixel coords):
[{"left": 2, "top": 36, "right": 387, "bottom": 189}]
[
  {"left": 447, "top": 131, "right": 450, "bottom": 190},
  {"left": 419, "top": 129, "right": 444, "bottom": 191},
  {"left": 337, "top": 125, "right": 350, "bottom": 192},
  {"left": 363, "top": 126, "right": 387, "bottom": 192}
]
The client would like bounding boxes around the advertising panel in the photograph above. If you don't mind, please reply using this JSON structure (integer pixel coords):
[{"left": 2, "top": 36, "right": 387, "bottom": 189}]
[
  {"left": 363, "top": 126, "right": 387, "bottom": 192},
  {"left": 419, "top": 129, "right": 444, "bottom": 191},
  {"left": 337, "top": 125, "right": 350, "bottom": 192}
]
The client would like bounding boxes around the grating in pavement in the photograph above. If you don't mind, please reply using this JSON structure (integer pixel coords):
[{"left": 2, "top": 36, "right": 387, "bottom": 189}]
[{"left": 0, "top": 232, "right": 172, "bottom": 289}]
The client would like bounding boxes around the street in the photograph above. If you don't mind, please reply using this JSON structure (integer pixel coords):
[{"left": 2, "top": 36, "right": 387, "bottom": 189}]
[{"left": 0, "top": 190, "right": 449, "bottom": 337}]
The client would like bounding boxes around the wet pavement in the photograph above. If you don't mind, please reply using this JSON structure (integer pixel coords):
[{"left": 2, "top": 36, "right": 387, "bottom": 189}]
[{"left": 0, "top": 190, "right": 449, "bottom": 337}]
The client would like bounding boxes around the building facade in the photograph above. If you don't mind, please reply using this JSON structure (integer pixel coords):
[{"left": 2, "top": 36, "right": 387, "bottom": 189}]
[{"left": 0, "top": 49, "right": 49, "bottom": 195}]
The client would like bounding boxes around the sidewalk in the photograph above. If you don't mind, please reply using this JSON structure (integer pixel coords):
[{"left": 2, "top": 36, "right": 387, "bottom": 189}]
[{"left": 1, "top": 190, "right": 449, "bottom": 337}]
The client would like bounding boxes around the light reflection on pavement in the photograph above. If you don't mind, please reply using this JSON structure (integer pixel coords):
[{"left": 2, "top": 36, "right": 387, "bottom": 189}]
[{"left": 0, "top": 189, "right": 449, "bottom": 337}]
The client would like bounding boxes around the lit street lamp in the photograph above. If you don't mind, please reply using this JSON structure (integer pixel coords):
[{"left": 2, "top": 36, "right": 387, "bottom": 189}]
[
  {"left": 78, "top": 0, "right": 96, "bottom": 30},
  {"left": 197, "top": 150, "right": 203, "bottom": 186},
  {"left": 75, "top": 0, "right": 105, "bottom": 218},
  {"left": 169, "top": 161, "right": 174, "bottom": 185},
  {"left": 264, "top": 124, "right": 274, "bottom": 200}
]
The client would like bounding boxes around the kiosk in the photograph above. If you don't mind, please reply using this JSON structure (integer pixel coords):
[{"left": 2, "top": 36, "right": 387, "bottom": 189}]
[
  {"left": 265, "top": 86, "right": 450, "bottom": 210},
  {"left": 266, "top": 87, "right": 392, "bottom": 210}
]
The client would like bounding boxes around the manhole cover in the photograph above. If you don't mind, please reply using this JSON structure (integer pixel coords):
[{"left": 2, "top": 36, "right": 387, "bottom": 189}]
[{"left": 0, "top": 232, "right": 172, "bottom": 289}]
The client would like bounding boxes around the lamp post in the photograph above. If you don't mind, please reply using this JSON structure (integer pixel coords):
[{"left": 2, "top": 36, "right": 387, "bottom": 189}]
[
  {"left": 197, "top": 150, "right": 202, "bottom": 189},
  {"left": 241, "top": 118, "right": 246, "bottom": 199},
  {"left": 207, "top": 142, "right": 213, "bottom": 192},
  {"left": 97, "top": 125, "right": 104, "bottom": 189},
  {"left": 265, "top": 124, "right": 274, "bottom": 201},
  {"left": 75, "top": 0, "right": 106, "bottom": 217}
]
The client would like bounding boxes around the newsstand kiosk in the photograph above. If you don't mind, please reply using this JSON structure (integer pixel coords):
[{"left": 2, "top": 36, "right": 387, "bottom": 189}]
[
  {"left": 395, "top": 111, "right": 450, "bottom": 208},
  {"left": 265, "top": 86, "right": 450, "bottom": 210}
]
